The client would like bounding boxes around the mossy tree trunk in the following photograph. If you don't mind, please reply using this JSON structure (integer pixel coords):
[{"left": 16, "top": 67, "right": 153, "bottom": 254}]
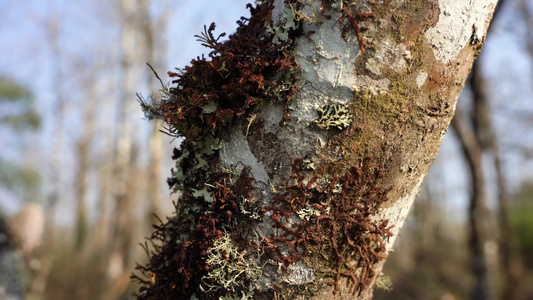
[{"left": 133, "top": 0, "right": 497, "bottom": 299}]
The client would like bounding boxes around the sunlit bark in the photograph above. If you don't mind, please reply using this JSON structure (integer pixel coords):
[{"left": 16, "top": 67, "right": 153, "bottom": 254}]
[{"left": 135, "top": 0, "right": 497, "bottom": 299}]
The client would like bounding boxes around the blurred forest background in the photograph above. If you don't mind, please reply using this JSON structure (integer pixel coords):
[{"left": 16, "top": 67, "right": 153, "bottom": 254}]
[{"left": 0, "top": 0, "right": 532, "bottom": 299}]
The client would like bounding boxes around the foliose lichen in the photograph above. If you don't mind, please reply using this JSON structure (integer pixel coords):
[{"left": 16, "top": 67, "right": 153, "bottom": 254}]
[
  {"left": 203, "top": 231, "right": 263, "bottom": 294},
  {"left": 313, "top": 104, "right": 353, "bottom": 130}
]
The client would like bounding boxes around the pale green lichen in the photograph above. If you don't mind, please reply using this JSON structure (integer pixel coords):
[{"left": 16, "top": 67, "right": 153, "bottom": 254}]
[
  {"left": 218, "top": 290, "right": 254, "bottom": 300},
  {"left": 296, "top": 205, "right": 330, "bottom": 221},
  {"left": 203, "top": 232, "right": 263, "bottom": 295},
  {"left": 313, "top": 104, "right": 353, "bottom": 130},
  {"left": 330, "top": 0, "right": 343, "bottom": 11},
  {"left": 200, "top": 100, "right": 218, "bottom": 113},
  {"left": 282, "top": 262, "right": 315, "bottom": 285},
  {"left": 191, "top": 187, "right": 213, "bottom": 202},
  {"left": 302, "top": 157, "right": 317, "bottom": 170},
  {"left": 267, "top": 5, "right": 297, "bottom": 44},
  {"left": 375, "top": 273, "right": 393, "bottom": 292},
  {"left": 239, "top": 198, "right": 262, "bottom": 220}
]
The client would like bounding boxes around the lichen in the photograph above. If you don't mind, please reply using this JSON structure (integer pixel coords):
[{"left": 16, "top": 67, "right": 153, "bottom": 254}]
[
  {"left": 267, "top": 5, "right": 298, "bottom": 43},
  {"left": 218, "top": 291, "right": 254, "bottom": 300},
  {"left": 313, "top": 104, "right": 353, "bottom": 130},
  {"left": 203, "top": 231, "right": 263, "bottom": 294},
  {"left": 375, "top": 273, "right": 393, "bottom": 292},
  {"left": 302, "top": 157, "right": 317, "bottom": 170},
  {"left": 296, "top": 205, "right": 329, "bottom": 221}
]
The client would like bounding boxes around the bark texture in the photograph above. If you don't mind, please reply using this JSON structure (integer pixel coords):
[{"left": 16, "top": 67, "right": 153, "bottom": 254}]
[
  {"left": 452, "top": 108, "right": 492, "bottom": 300},
  {"left": 133, "top": 0, "right": 497, "bottom": 299}
]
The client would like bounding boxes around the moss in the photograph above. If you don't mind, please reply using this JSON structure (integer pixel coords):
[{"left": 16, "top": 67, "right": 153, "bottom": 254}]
[
  {"left": 139, "top": 1, "right": 301, "bottom": 143},
  {"left": 134, "top": 0, "right": 406, "bottom": 299},
  {"left": 260, "top": 157, "right": 393, "bottom": 296}
]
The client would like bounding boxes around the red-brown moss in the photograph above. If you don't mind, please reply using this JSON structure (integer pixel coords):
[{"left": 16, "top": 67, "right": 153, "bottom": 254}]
[
  {"left": 159, "top": 1, "right": 300, "bottom": 142},
  {"left": 261, "top": 156, "right": 393, "bottom": 296},
  {"left": 132, "top": 164, "right": 258, "bottom": 299}
]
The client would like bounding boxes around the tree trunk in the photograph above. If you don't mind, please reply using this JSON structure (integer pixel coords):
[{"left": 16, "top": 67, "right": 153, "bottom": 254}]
[
  {"left": 75, "top": 81, "right": 98, "bottom": 250},
  {"left": 451, "top": 108, "right": 493, "bottom": 300},
  {"left": 112, "top": 0, "right": 144, "bottom": 278},
  {"left": 142, "top": 0, "right": 170, "bottom": 225},
  {"left": 469, "top": 40, "right": 524, "bottom": 300},
  {"left": 133, "top": 0, "right": 497, "bottom": 299}
]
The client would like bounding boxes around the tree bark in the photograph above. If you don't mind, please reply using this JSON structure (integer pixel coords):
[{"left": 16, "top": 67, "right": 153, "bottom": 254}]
[
  {"left": 112, "top": 0, "right": 145, "bottom": 279},
  {"left": 142, "top": 0, "right": 170, "bottom": 225},
  {"left": 75, "top": 79, "right": 98, "bottom": 250},
  {"left": 469, "top": 35, "right": 524, "bottom": 300},
  {"left": 451, "top": 108, "right": 492, "bottom": 300},
  {"left": 134, "top": 0, "right": 497, "bottom": 299}
]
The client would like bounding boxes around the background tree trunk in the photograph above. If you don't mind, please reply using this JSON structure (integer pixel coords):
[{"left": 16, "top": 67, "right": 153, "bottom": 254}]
[
  {"left": 110, "top": 0, "right": 146, "bottom": 288},
  {"left": 142, "top": 0, "right": 170, "bottom": 225},
  {"left": 465, "top": 42, "right": 524, "bottom": 300},
  {"left": 451, "top": 108, "right": 493, "bottom": 300},
  {"left": 134, "top": 0, "right": 498, "bottom": 299}
]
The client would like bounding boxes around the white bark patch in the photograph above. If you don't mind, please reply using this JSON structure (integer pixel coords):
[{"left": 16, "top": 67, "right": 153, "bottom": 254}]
[
  {"left": 220, "top": 124, "right": 269, "bottom": 184},
  {"left": 295, "top": 8, "right": 359, "bottom": 92},
  {"left": 354, "top": 75, "right": 391, "bottom": 95},
  {"left": 425, "top": 0, "right": 497, "bottom": 63},
  {"left": 291, "top": 2, "right": 393, "bottom": 123},
  {"left": 283, "top": 262, "right": 315, "bottom": 285},
  {"left": 416, "top": 71, "right": 428, "bottom": 88},
  {"left": 291, "top": 5, "right": 365, "bottom": 124},
  {"left": 364, "top": 36, "right": 409, "bottom": 76},
  {"left": 380, "top": 174, "right": 425, "bottom": 252}
]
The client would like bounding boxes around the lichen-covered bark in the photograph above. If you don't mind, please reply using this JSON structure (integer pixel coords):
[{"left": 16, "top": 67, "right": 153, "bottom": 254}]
[{"left": 133, "top": 0, "right": 497, "bottom": 299}]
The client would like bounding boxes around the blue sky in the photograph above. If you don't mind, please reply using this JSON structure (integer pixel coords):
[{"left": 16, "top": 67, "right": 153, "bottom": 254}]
[
  {"left": 0, "top": 0, "right": 532, "bottom": 223},
  {"left": 0, "top": 0, "right": 248, "bottom": 216}
]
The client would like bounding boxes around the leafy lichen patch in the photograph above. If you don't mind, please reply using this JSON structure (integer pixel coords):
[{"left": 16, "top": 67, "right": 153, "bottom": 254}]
[
  {"left": 203, "top": 231, "right": 263, "bottom": 293},
  {"left": 282, "top": 262, "right": 315, "bottom": 285},
  {"left": 313, "top": 104, "right": 353, "bottom": 130}
]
